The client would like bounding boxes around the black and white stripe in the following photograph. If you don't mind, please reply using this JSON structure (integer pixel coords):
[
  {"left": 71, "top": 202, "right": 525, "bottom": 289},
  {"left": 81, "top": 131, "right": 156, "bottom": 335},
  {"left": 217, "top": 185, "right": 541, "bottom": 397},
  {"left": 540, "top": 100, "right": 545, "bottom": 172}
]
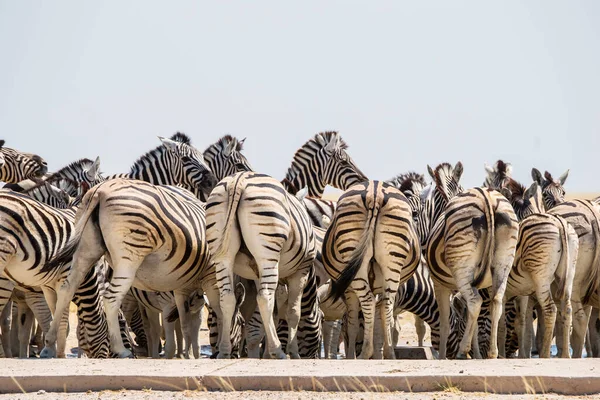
[{"left": 0, "top": 140, "right": 47, "bottom": 184}]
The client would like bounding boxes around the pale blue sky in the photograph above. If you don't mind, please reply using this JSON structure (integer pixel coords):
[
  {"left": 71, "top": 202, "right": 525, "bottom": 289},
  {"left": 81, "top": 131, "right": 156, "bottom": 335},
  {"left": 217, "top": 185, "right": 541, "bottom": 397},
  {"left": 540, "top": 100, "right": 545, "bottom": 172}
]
[{"left": 1, "top": 1, "right": 598, "bottom": 193}]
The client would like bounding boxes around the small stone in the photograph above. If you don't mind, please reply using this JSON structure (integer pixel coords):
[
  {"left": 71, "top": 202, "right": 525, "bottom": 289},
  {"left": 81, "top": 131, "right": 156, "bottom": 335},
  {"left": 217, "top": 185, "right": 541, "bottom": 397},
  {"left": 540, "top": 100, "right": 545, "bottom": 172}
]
[
  {"left": 459, "top": 370, "right": 464, "bottom": 374},
  {"left": 37, "top": 390, "right": 46, "bottom": 395}
]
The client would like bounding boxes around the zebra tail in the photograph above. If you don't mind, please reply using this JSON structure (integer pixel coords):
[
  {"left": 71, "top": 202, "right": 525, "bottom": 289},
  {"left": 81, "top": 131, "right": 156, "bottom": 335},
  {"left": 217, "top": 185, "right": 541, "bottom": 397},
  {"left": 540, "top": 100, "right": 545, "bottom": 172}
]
[
  {"left": 472, "top": 189, "right": 496, "bottom": 288},
  {"left": 165, "top": 306, "right": 179, "bottom": 323},
  {"left": 583, "top": 211, "right": 600, "bottom": 305},
  {"left": 44, "top": 185, "right": 103, "bottom": 272},
  {"left": 212, "top": 174, "right": 246, "bottom": 262},
  {"left": 328, "top": 204, "right": 379, "bottom": 302},
  {"left": 553, "top": 216, "right": 571, "bottom": 300}
]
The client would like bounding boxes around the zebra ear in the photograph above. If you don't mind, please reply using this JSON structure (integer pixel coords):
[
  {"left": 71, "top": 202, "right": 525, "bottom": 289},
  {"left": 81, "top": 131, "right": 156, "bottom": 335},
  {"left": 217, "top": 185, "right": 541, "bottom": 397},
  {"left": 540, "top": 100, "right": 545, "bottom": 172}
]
[
  {"left": 427, "top": 165, "right": 435, "bottom": 181},
  {"left": 453, "top": 161, "right": 463, "bottom": 182},
  {"left": 531, "top": 168, "right": 543, "bottom": 185},
  {"left": 295, "top": 187, "right": 308, "bottom": 202},
  {"left": 86, "top": 157, "right": 101, "bottom": 181},
  {"left": 524, "top": 182, "right": 538, "bottom": 201},
  {"left": 235, "top": 282, "right": 246, "bottom": 306},
  {"left": 223, "top": 138, "right": 237, "bottom": 158},
  {"left": 484, "top": 163, "right": 494, "bottom": 175},
  {"left": 159, "top": 136, "right": 179, "bottom": 151},
  {"left": 420, "top": 184, "right": 433, "bottom": 203},
  {"left": 0, "top": 140, "right": 5, "bottom": 148},
  {"left": 558, "top": 169, "right": 569, "bottom": 185}
]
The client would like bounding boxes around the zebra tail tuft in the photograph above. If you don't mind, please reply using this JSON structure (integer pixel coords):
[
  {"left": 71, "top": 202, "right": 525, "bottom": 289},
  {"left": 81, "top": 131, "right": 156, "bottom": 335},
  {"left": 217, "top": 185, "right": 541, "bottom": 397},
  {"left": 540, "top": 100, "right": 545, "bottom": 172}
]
[
  {"left": 472, "top": 189, "right": 495, "bottom": 288},
  {"left": 328, "top": 204, "right": 379, "bottom": 302}
]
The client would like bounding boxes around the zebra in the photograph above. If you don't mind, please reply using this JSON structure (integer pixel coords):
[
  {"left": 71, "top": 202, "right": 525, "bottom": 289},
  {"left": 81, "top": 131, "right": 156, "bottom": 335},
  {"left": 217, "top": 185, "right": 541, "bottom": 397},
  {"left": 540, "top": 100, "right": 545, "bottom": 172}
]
[
  {"left": 416, "top": 162, "right": 519, "bottom": 359},
  {"left": 532, "top": 168, "right": 569, "bottom": 210},
  {"left": 106, "top": 132, "right": 217, "bottom": 201},
  {"left": 42, "top": 177, "right": 217, "bottom": 358},
  {"left": 323, "top": 180, "right": 421, "bottom": 359},
  {"left": 206, "top": 172, "right": 317, "bottom": 359},
  {"left": 0, "top": 187, "right": 111, "bottom": 358},
  {"left": 0, "top": 140, "right": 48, "bottom": 184},
  {"left": 499, "top": 178, "right": 578, "bottom": 358}
]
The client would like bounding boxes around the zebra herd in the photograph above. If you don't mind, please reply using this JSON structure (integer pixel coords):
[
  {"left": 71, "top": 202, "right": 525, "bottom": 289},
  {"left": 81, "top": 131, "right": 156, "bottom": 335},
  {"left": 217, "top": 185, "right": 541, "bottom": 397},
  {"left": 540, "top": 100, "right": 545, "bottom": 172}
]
[{"left": 0, "top": 133, "right": 598, "bottom": 361}]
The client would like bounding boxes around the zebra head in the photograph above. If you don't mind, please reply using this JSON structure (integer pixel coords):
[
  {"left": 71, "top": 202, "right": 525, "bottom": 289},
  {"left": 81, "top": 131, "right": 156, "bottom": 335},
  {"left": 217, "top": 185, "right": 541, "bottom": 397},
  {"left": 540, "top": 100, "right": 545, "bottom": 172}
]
[
  {"left": 284, "top": 131, "right": 367, "bottom": 196},
  {"left": 203, "top": 135, "right": 253, "bottom": 181},
  {"left": 415, "top": 162, "right": 464, "bottom": 245},
  {"left": 502, "top": 179, "right": 543, "bottom": 220},
  {"left": 387, "top": 172, "right": 428, "bottom": 244},
  {"left": 22, "top": 179, "right": 73, "bottom": 209},
  {"left": 531, "top": 168, "right": 568, "bottom": 210},
  {"left": 159, "top": 135, "right": 218, "bottom": 201},
  {"left": 483, "top": 159, "right": 513, "bottom": 190},
  {"left": 0, "top": 140, "right": 48, "bottom": 183},
  {"left": 45, "top": 157, "right": 103, "bottom": 198}
]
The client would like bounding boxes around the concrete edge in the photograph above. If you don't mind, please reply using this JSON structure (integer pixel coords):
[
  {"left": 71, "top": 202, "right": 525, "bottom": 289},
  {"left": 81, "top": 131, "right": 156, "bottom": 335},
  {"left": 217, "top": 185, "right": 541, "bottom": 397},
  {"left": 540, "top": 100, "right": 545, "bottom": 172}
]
[
  {"left": 2, "top": 374, "right": 599, "bottom": 395},
  {"left": 201, "top": 374, "right": 600, "bottom": 395}
]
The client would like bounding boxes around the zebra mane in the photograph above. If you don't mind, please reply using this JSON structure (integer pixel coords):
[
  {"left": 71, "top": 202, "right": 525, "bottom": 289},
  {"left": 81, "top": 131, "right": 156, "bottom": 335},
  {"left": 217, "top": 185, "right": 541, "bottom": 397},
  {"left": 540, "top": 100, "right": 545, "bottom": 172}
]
[
  {"left": 204, "top": 135, "right": 245, "bottom": 154},
  {"left": 387, "top": 172, "right": 426, "bottom": 195},
  {"left": 170, "top": 132, "right": 191, "bottom": 145},
  {"left": 315, "top": 131, "right": 348, "bottom": 150},
  {"left": 0, "top": 140, "right": 4, "bottom": 148}
]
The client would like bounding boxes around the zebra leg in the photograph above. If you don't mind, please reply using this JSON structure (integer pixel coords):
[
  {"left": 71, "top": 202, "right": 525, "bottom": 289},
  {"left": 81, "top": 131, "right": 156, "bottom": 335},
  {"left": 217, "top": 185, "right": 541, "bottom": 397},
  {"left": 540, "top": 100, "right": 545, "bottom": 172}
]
[
  {"left": 10, "top": 301, "right": 18, "bottom": 357},
  {"left": 40, "top": 287, "right": 69, "bottom": 358},
  {"left": 414, "top": 315, "right": 426, "bottom": 347},
  {"left": 343, "top": 291, "right": 361, "bottom": 359},
  {"left": 24, "top": 290, "right": 52, "bottom": 357},
  {"left": 145, "top": 309, "right": 161, "bottom": 359},
  {"left": 101, "top": 265, "right": 139, "bottom": 358},
  {"left": 284, "top": 271, "right": 308, "bottom": 359},
  {"left": 379, "top": 278, "right": 400, "bottom": 360},
  {"left": 533, "top": 283, "right": 557, "bottom": 359},
  {"left": 254, "top": 275, "right": 286, "bottom": 360},
  {"left": 372, "top": 305, "right": 384, "bottom": 360},
  {"left": 186, "top": 309, "right": 202, "bottom": 359},
  {"left": 161, "top": 313, "right": 176, "bottom": 359},
  {"left": 322, "top": 319, "right": 333, "bottom": 359},
  {"left": 17, "top": 306, "right": 34, "bottom": 358},
  {"left": 0, "top": 299, "right": 12, "bottom": 358},
  {"left": 173, "top": 289, "right": 198, "bottom": 359},
  {"left": 433, "top": 284, "right": 451, "bottom": 359},
  {"left": 175, "top": 320, "right": 184, "bottom": 358},
  {"left": 571, "top": 299, "right": 589, "bottom": 358},
  {"left": 455, "top": 284, "right": 483, "bottom": 359}
]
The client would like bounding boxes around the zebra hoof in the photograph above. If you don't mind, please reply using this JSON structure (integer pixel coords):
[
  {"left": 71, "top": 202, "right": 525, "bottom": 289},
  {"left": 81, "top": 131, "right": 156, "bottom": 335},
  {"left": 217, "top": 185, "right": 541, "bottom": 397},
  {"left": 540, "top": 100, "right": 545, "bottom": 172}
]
[
  {"left": 456, "top": 352, "right": 471, "bottom": 360},
  {"left": 271, "top": 350, "right": 287, "bottom": 360},
  {"left": 289, "top": 352, "right": 301, "bottom": 360},
  {"left": 40, "top": 346, "right": 56, "bottom": 359},
  {"left": 216, "top": 352, "right": 231, "bottom": 359},
  {"left": 116, "top": 349, "right": 133, "bottom": 359}
]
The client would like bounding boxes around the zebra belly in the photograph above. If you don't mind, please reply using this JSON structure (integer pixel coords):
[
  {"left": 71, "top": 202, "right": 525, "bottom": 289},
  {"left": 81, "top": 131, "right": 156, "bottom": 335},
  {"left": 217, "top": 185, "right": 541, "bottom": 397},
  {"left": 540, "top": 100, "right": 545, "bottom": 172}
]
[
  {"left": 3, "top": 262, "right": 53, "bottom": 288},
  {"left": 130, "top": 256, "right": 203, "bottom": 292}
]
